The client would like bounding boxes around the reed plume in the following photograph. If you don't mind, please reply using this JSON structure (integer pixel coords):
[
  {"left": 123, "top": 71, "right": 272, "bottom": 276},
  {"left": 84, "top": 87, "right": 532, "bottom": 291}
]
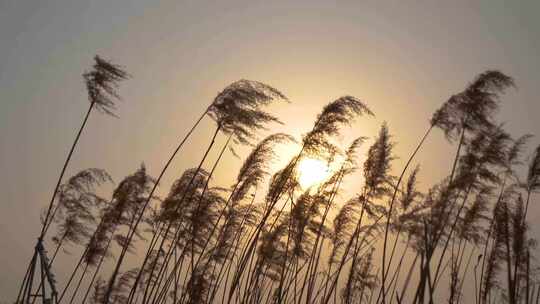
[
  {"left": 17, "top": 63, "right": 540, "bottom": 304},
  {"left": 118, "top": 80, "right": 287, "bottom": 304},
  {"left": 49, "top": 169, "right": 112, "bottom": 258},
  {"left": 207, "top": 80, "right": 288, "bottom": 145}
]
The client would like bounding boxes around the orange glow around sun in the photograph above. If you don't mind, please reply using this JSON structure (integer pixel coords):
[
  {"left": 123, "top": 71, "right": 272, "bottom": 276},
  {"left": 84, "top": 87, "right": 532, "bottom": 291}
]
[{"left": 297, "top": 158, "right": 331, "bottom": 189}]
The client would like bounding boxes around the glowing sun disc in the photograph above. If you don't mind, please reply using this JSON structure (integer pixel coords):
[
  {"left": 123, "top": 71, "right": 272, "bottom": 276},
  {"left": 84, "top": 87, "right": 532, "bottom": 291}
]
[{"left": 297, "top": 158, "right": 330, "bottom": 189}]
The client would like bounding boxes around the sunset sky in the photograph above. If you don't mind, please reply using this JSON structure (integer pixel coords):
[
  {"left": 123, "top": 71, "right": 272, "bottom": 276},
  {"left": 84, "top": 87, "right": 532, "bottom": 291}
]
[{"left": 1, "top": 0, "right": 539, "bottom": 301}]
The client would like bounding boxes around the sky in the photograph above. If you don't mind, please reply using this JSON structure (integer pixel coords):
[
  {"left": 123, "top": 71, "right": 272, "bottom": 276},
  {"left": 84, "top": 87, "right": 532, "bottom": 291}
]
[{"left": 1, "top": 0, "right": 539, "bottom": 301}]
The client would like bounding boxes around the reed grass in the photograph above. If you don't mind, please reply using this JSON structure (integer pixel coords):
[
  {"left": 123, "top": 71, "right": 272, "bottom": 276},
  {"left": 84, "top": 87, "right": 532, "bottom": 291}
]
[{"left": 16, "top": 58, "right": 540, "bottom": 304}]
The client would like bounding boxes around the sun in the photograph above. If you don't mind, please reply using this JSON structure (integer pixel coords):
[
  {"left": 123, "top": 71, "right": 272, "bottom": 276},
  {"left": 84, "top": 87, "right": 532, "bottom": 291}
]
[{"left": 297, "top": 158, "right": 331, "bottom": 189}]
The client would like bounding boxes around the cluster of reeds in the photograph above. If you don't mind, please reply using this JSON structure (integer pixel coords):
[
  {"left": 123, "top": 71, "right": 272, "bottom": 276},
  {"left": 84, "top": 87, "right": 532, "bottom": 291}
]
[{"left": 16, "top": 56, "right": 540, "bottom": 304}]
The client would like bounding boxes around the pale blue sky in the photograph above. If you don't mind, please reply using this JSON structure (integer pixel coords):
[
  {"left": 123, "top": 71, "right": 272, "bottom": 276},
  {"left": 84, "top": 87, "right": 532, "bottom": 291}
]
[{"left": 1, "top": 0, "right": 539, "bottom": 301}]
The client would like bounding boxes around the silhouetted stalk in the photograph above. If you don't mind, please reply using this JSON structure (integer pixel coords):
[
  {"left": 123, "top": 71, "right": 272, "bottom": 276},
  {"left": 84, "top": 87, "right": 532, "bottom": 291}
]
[
  {"left": 243, "top": 244, "right": 260, "bottom": 302},
  {"left": 257, "top": 269, "right": 271, "bottom": 304},
  {"left": 151, "top": 251, "right": 175, "bottom": 304},
  {"left": 16, "top": 256, "right": 33, "bottom": 303},
  {"left": 303, "top": 171, "right": 345, "bottom": 303},
  {"left": 105, "top": 110, "right": 208, "bottom": 304},
  {"left": 178, "top": 268, "right": 191, "bottom": 304},
  {"left": 153, "top": 243, "right": 189, "bottom": 304},
  {"left": 200, "top": 230, "right": 238, "bottom": 302},
  {"left": 174, "top": 246, "right": 180, "bottom": 304},
  {"left": 385, "top": 237, "right": 411, "bottom": 302},
  {"left": 239, "top": 193, "right": 294, "bottom": 300},
  {"left": 43, "top": 205, "right": 64, "bottom": 246},
  {"left": 293, "top": 255, "right": 309, "bottom": 302},
  {"left": 413, "top": 222, "right": 430, "bottom": 304},
  {"left": 208, "top": 227, "right": 237, "bottom": 303},
  {"left": 42, "top": 101, "right": 95, "bottom": 238},
  {"left": 535, "top": 285, "right": 540, "bottom": 304},
  {"left": 151, "top": 253, "right": 174, "bottom": 304},
  {"left": 380, "top": 125, "right": 433, "bottom": 304},
  {"left": 449, "top": 126, "right": 466, "bottom": 183},
  {"left": 344, "top": 225, "right": 363, "bottom": 304},
  {"left": 284, "top": 260, "right": 296, "bottom": 303},
  {"left": 147, "top": 229, "right": 190, "bottom": 302},
  {"left": 429, "top": 132, "right": 470, "bottom": 282},
  {"left": 523, "top": 190, "right": 532, "bottom": 229},
  {"left": 398, "top": 252, "right": 419, "bottom": 303},
  {"left": 209, "top": 252, "right": 231, "bottom": 302},
  {"left": 29, "top": 234, "right": 68, "bottom": 302},
  {"left": 48, "top": 234, "right": 67, "bottom": 267},
  {"left": 291, "top": 253, "right": 303, "bottom": 302},
  {"left": 59, "top": 205, "right": 120, "bottom": 304},
  {"left": 305, "top": 234, "right": 328, "bottom": 303},
  {"left": 24, "top": 253, "right": 37, "bottom": 303},
  {"left": 448, "top": 240, "right": 466, "bottom": 294},
  {"left": 413, "top": 125, "right": 466, "bottom": 304},
  {"left": 474, "top": 254, "right": 482, "bottom": 304},
  {"left": 143, "top": 226, "right": 185, "bottom": 302},
  {"left": 477, "top": 233, "right": 494, "bottom": 304},
  {"left": 226, "top": 105, "right": 349, "bottom": 301},
  {"left": 502, "top": 199, "right": 517, "bottom": 304},
  {"left": 42, "top": 56, "right": 131, "bottom": 240},
  {"left": 321, "top": 199, "right": 368, "bottom": 304},
  {"left": 258, "top": 270, "right": 270, "bottom": 303},
  {"left": 58, "top": 246, "right": 91, "bottom": 302},
  {"left": 66, "top": 261, "right": 90, "bottom": 304},
  {"left": 16, "top": 99, "right": 95, "bottom": 304},
  {"left": 455, "top": 245, "right": 476, "bottom": 304},
  {"left": 128, "top": 132, "right": 214, "bottom": 303},
  {"left": 242, "top": 255, "right": 260, "bottom": 304},
  {"left": 423, "top": 224, "right": 437, "bottom": 304},
  {"left": 294, "top": 261, "right": 309, "bottom": 302},
  {"left": 226, "top": 151, "right": 305, "bottom": 303},
  {"left": 322, "top": 262, "right": 333, "bottom": 302},
  {"left": 275, "top": 209, "right": 294, "bottom": 303},
  {"left": 321, "top": 236, "right": 378, "bottom": 304},
  {"left": 527, "top": 250, "right": 531, "bottom": 304},
  {"left": 191, "top": 180, "right": 240, "bottom": 261},
  {"left": 129, "top": 204, "right": 191, "bottom": 304},
  {"left": 512, "top": 190, "right": 533, "bottom": 301},
  {"left": 263, "top": 282, "right": 276, "bottom": 304},
  {"left": 39, "top": 252, "right": 47, "bottom": 303},
  {"left": 315, "top": 266, "right": 335, "bottom": 303},
  {"left": 155, "top": 133, "right": 229, "bottom": 304},
  {"left": 182, "top": 136, "right": 234, "bottom": 280},
  {"left": 278, "top": 259, "right": 310, "bottom": 303},
  {"left": 432, "top": 184, "right": 474, "bottom": 285},
  {"left": 131, "top": 217, "right": 176, "bottom": 303},
  {"left": 141, "top": 164, "right": 218, "bottom": 304},
  {"left": 478, "top": 178, "right": 506, "bottom": 304},
  {"left": 309, "top": 236, "right": 327, "bottom": 301},
  {"left": 126, "top": 222, "right": 167, "bottom": 302},
  {"left": 207, "top": 192, "right": 258, "bottom": 304},
  {"left": 221, "top": 255, "right": 234, "bottom": 303},
  {"left": 153, "top": 246, "right": 187, "bottom": 304},
  {"left": 80, "top": 232, "right": 114, "bottom": 304},
  {"left": 189, "top": 132, "right": 228, "bottom": 266},
  {"left": 426, "top": 264, "right": 435, "bottom": 304}
]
